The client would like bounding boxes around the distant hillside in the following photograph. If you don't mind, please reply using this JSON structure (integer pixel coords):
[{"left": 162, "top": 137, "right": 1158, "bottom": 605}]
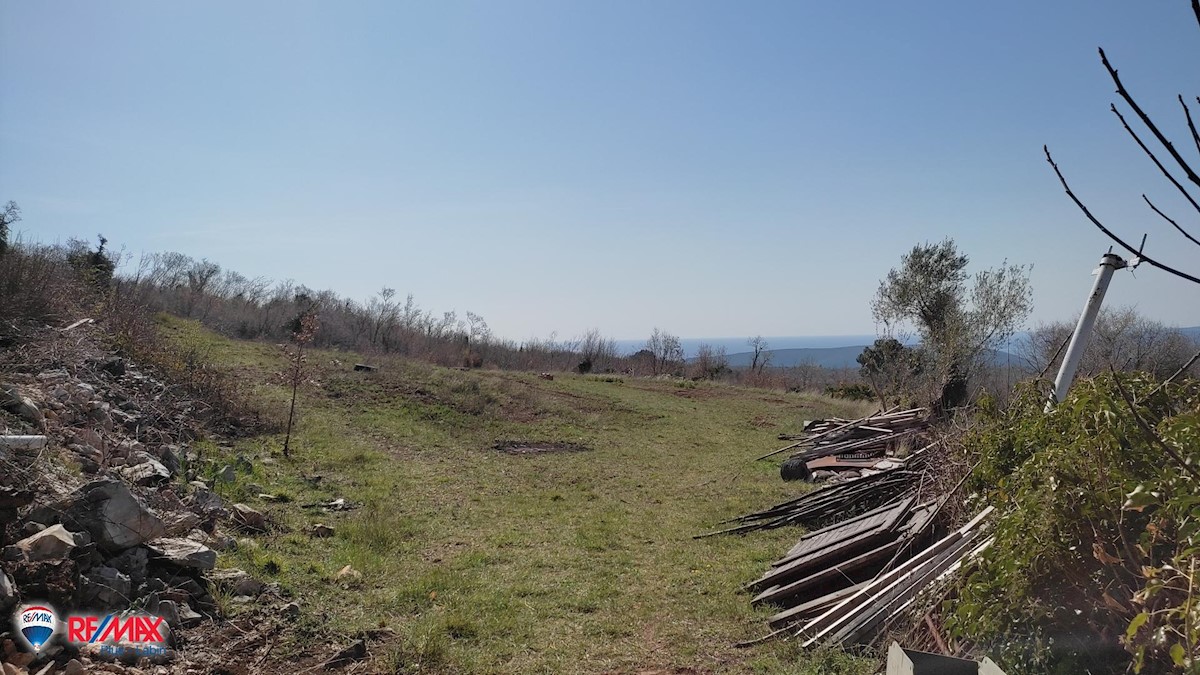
[
  {"left": 721, "top": 346, "right": 1022, "bottom": 370},
  {"left": 723, "top": 346, "right": 867, "bottom": 369}
]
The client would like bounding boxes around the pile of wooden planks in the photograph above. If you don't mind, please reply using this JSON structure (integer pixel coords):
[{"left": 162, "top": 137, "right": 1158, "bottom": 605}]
[
  {"left": 762, "top": 407, "right": 931, "bottom": 482},
  {"left": 796, "top": 507, "right": 994, "bottom": 648},
  {"left": 745, "top": 495, "right": 942, "bottom": 627},
  {"left": 696, "top": 454, "right": 929, "bottom": 538}
]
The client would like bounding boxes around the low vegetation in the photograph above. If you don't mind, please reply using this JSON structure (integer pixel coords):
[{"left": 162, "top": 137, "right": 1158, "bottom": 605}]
[{"left": 153, "top": 314, "right": 877, "bottom": 673}]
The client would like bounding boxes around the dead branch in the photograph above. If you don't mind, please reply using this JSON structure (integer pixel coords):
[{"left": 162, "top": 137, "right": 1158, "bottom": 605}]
[
  {"left": 1181, "top": 94, "right": 1200, "bottom": 158},
  {"left": 1111, "top": 104, "right": 1200, "bottom": 217},
  {"left": 1143, "top": 195, "right": 1200, "bottom": 250},
  {"left": 1044, "top": 146, "right": 1200, "bottom": 285},
  {"left": 1101, "top": 47, "right": 1200, "bottom": 189},
  {"left": 1145, "top": 348, "right": 1200, "bottom": 399}
]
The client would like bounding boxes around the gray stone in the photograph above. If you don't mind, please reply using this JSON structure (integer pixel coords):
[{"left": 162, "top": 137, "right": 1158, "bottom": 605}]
[
  {"left": 121, "top": 458, "right": 171, "bottom": 486},
  {"left": 36, "top": 369, "right": 70, "bottom": 384},
  {"left": 156, "top": 599, "right": 181, "bottom": 627},
  {"left": 146, "top": 538, "right": 216, "bottom": 570},
  {"left": 0, "top": 570, "right": 16, "bottom": 611},
  {"left": 100, "top": 357, "right": 126, "bottom": 377},
  {"left": 164, "top": 511, "right": 202, "bottom": 536},
  {"left": 207, "top": 568, "right": 263, "bottom": 597},
  {"left": 63, "top": 659, "right": 85, "bottom": 675},
  {"left": 109, "top": 546, "right": 149, "bottom": 587},
  {"left": 159, "top": 445, "right": 181, "bottom": 475},
  {"left": 230, "top": 504, "right": 266, "bottom": 531},
  {"left": 16, "top": 524, "right": 77, "bottom": 561},
  {"left": 78, "top": 479, "right": 166, "bottom": 551},
  {"left": 79, "top": 565, "right": 131, "bottom": 608},
  {"left": 216, "top": 465, "right": 236, "bottom": 483},
  {"left": 178, "top": 601, "right": 204, "bottom": 626},
  {"left": 189, "top": 484, "right": 224, "bottom": 514},
  {"left": 1, "top": 384, "right": 44, "bottom": 428}
]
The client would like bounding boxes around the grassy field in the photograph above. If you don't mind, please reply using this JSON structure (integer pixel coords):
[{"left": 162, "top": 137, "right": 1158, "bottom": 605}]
[{"left": 158, "top": 316, "right": 876, "bottom": 674}]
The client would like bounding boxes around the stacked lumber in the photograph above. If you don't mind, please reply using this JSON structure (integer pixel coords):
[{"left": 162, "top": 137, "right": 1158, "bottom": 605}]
[
  {"left": 762, "top": 407, "right": 930, "bottom": 482},
  {"left": 747, "top": 496, "right": 940, "bottom": 627},
  {"left": 695, "top": 459, "right": 925, "bottom": 538},
  {"left": 797, "top": 507, "right": 994, "bottom": 648}
]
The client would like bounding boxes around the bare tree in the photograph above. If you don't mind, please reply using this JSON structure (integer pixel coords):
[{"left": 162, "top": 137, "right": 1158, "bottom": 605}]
[
  {"left": 645, "top": 327, "right": 684, "bottom": 375},
  {"left": 691, "top": 343, "right": 729, "bottom": 380},
  {"left": 281, "top": 309, "right": 319, "bottom": 458},
  {"left": 0, "top": 200, "right": 21, "bottom": 255},
  {"left": 748, "top": 335, "right": 771, "bottom": 374},
  {"left": 1026, "top": 306, "right": 1197, "bottom": 379}
]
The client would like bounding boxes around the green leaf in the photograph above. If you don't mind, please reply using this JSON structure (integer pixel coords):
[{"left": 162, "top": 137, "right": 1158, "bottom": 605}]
[
  {"left": 1126, "top": 612, "right": 1149, "bottom": 640},
  {"left": 1170, "top": 642, "right": 1186, "bottom": 667}
]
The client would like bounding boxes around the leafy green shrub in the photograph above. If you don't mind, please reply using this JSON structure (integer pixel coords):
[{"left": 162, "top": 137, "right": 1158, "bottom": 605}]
[{"left": 950, "top": 374, "right": 1200, "bottom": 673}]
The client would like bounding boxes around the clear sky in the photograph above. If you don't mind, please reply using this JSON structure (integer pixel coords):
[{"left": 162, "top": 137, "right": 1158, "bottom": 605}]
[{"left": 3, "top": 1, "right": 1200, "bottom": 342}]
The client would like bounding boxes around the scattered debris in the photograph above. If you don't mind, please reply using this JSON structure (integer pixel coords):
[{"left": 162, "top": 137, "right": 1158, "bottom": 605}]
[
  {"left": 308, "top": 523, "right": 335, "bottom": 538},
  {"left": 885, "top": 642, "right": 1008, "bottom": 675},
  {"left": 352, "top": 363, "right": 377, "bottom": 372},
  {"left": 60, "top": 317, "right": 95, "bottom": 332},
  {"left": 303, "top": 497, "right": 359, "bottom": 512}
]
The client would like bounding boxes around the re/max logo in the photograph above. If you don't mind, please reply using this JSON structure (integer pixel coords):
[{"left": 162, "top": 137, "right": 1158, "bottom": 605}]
[{"left": 67, "top": 615, "right": 166, "bottom": 644}]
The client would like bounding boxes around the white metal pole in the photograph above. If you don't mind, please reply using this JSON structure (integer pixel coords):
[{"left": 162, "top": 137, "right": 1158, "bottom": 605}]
[{"left": 1046, "top": 252, "right": 1126, "bottom": 411}]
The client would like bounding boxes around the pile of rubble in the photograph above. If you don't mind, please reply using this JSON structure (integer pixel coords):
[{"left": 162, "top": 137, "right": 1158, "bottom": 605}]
[{"left": 0, "top": 322, "right": 279, "bottom": 674}]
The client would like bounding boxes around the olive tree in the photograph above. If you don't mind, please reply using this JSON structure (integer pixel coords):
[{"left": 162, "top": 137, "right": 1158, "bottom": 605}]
[{"left": 872, "top": 238, "right": 1031, "bottom": 411}]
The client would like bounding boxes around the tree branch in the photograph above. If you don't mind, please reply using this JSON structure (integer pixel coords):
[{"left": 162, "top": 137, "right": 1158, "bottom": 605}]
[
  {"left": 1145, "top": 348, "right": 1200, "bottom": 400},
  {"left": 1044, "top": 146, "right": 1200, "bottom": 285},
  {"left": 1181, "top": 95, "right": 1200, "bottom": 158},
  {"left": 1101, "top": 47, "right": 1200, "bottom": 189},
  {"left": 1143, "top": 194, "right": 1200, "bottom": 249},
  {"left": 1110, "top": 104, "right": 1200, "bottom": 215}
]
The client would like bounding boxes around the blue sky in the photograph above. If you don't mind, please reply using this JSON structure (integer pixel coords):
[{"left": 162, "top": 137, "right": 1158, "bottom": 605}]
[{"left": 3, "top": 1, "right": 1200, "bottom": 341}]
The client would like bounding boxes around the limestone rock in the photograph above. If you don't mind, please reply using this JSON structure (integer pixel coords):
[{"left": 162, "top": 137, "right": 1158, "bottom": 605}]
[
  {"left": 77, "top": 479, "right": 165, "bottom": 551},
  {"left": 16, "top": 524, "right": 77, "bottom": 561},
  {"left": 230, "top": 504, "right": 266, "bottom": 531},
  {"left": 206, "top": 568, "right": 263, "bottom": 597},
  {"left": 146, "top": 538, "right": 216, "bottom": 570},
  {"left": 121, "top": 458, "right": 171, "bottom": 486}
]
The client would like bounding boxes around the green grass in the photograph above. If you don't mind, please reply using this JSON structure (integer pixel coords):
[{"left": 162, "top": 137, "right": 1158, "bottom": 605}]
[{"left": 158, "top": 315, "right": 876, "bottom": 674}]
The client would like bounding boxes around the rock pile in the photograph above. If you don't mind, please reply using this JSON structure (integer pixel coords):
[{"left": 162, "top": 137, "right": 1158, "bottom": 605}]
[{"left": 0, "top": 324, "right": 275, "bottom": 674}]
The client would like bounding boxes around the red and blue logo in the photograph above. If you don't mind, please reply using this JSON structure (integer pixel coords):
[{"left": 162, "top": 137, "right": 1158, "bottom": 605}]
[
  {"left": 13, "top": 602, "right": 169, "bottom": 658},
  {"left": 15, "top": 604, "right": 57, "bottom": 652}
]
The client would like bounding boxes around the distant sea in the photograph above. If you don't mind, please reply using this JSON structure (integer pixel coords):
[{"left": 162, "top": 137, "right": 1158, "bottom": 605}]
[{"left": 613, "top": 335, "right": 882, "bottom": 358}]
